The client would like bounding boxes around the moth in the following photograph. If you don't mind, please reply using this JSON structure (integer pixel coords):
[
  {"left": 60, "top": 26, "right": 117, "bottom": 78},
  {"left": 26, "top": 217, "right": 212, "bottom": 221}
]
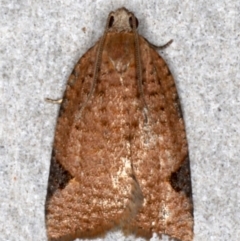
[{"left": 45, "top": 7, "right": 193, "bottom": 241}]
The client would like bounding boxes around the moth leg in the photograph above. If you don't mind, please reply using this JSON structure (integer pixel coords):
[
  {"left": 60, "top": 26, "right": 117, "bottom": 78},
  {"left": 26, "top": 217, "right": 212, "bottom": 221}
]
[{"left": 45, "top": 98, "right": 63, "bottom": 104}]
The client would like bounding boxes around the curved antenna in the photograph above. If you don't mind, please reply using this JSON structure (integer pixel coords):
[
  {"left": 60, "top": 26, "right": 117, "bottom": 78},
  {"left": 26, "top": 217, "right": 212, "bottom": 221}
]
[
  {"left": 76, "top": 14, "right": 112, "bottom": 120},
  {"left": 132, "top": 15, "right": 148, "bottom": 123}
]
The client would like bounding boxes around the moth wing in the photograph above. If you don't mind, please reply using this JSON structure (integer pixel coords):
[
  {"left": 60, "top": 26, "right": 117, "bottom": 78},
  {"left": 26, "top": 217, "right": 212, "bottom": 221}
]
[
  {"left": 45, "top": 42, "right": 142, "bottom": 241},
  {"left": 124, "top": 37, "right": 193, "bottom": 241}
]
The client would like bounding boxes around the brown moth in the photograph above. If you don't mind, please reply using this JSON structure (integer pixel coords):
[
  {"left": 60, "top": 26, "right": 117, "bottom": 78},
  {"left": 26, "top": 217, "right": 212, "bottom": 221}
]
[{"left": 45, "top": 7, "right": 193, "bottom": 241}]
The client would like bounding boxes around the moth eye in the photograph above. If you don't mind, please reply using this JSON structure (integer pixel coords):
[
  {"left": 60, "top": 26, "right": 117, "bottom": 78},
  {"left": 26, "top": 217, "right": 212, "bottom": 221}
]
[
  {"left": 108, "top": 16, "right": 114, "bottom": 28},
  {"left": 129, "top": 16, "right": 139, "bottom": 29}
]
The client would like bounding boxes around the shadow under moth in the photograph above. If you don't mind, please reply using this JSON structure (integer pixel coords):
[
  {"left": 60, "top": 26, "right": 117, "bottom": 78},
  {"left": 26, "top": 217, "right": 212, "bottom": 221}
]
[{"left": 45, "top": 7, "right": 194, "bottom": 241}]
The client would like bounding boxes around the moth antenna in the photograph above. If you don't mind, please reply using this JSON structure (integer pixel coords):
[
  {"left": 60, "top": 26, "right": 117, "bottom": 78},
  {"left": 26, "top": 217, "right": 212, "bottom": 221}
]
[
  {"left": 132, "top": 15, "right": 149, "bottom": 123},
  {"left": 76, "top": 15, "right": 112, "bottom": 120},
  {"left": 146, "top": 38, "right": 173, "bottom": 50}
]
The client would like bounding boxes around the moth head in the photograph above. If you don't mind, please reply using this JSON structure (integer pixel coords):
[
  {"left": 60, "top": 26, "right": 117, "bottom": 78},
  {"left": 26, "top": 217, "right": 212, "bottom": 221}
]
[{"left": 107, "top": 7, "right": 139, "bottom": 32}]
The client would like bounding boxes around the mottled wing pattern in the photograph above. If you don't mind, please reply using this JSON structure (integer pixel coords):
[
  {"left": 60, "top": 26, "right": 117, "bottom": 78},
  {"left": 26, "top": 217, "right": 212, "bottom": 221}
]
[
  {"left": 123, "top": 37, "right": 193, "bottom": 241},
  {"left": 45, "top": 8, "right": 193, "bottom": 241},
  {"left": 45, "top": 40, "right": 143, "bottom": 241}
]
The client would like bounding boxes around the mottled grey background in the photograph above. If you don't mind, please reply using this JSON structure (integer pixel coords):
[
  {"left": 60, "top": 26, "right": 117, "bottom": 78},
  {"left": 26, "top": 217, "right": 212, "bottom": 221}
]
[{"left": 1, "top": 0, "right": 239, "bottom": 241}]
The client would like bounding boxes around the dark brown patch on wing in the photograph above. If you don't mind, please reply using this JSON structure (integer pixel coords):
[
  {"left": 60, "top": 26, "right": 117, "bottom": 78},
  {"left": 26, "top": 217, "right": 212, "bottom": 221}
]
[
  {"left": 170, "top": 156, "right": 192, "bottom": 198},
  {"left": 45, "top": 150, "right": 73, "bottom": 202}
]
